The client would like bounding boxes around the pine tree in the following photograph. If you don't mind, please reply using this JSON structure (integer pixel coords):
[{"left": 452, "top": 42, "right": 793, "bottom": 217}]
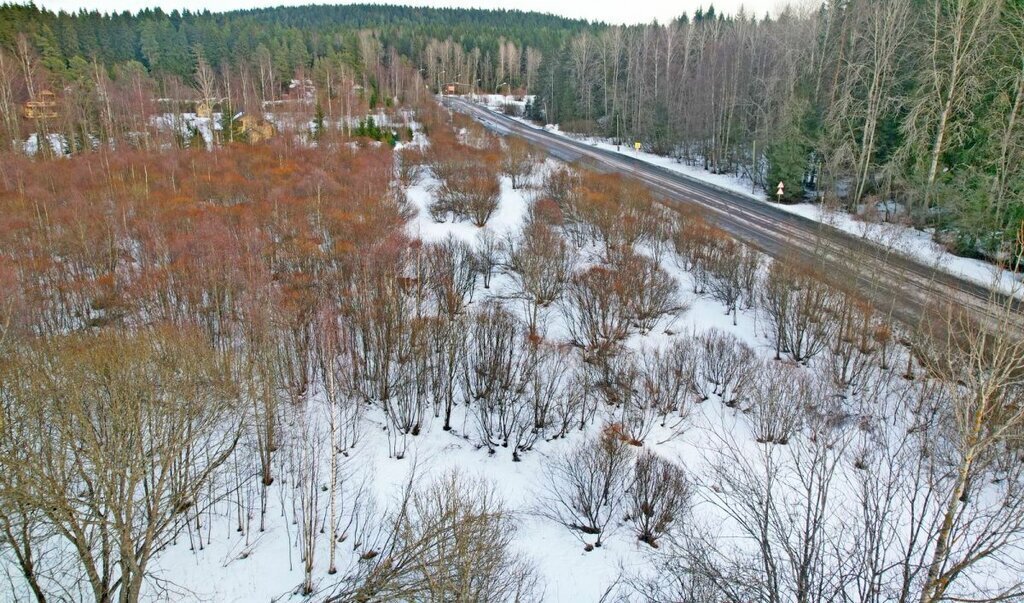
[{"left": 312, "top": 101, "right": 326, "bottom": 141}]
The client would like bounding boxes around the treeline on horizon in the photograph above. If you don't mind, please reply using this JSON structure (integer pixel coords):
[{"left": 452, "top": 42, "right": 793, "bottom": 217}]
[
  {"left": 1, "top": 1, "right": 1023, "bottom": 262},
  {"left": 0, "top": 3, "right": 584, "bottom": 80}
]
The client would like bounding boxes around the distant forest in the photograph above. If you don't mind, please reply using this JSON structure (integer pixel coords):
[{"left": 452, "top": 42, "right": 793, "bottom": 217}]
[{"left": 1, "top": 1, "right": 1022, "bottom": 261}]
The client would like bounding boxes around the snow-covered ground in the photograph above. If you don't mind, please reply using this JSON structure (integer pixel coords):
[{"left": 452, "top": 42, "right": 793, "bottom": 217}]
[
  {"left": 132, "top": 164, "right": 782, "bottom": 603},
  {"left": 5, "top": 115, "right": 1018, "bottom": 603},
  {"left": 475, "top": 93, "right": 533, "bottom": 115},
  {"left": 475, "top": 101, "right": 1022, "bottom": 297},
  {"left": 777, "top": 202, "right": 1022, "bottom": 295}
]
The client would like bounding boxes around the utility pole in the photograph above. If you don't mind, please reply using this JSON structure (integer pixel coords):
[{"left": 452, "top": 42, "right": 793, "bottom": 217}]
[{"left": 752, "top": 140, "right": 757, "bottom": 194}]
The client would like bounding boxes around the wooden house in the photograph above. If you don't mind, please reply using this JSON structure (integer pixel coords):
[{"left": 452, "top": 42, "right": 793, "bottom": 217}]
[
  {"left": 196, "top": 99, "right": 213, "bottom": 118},
  {"left": 237, "top": 113, "right": 275, "bottom": 143},
  {"left": 23, "top": 90, "right": 59, "bottom": 120}
]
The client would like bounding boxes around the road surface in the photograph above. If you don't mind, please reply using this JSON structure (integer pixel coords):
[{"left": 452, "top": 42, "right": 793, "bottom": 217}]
[{"left": 444, "top": 96, "right": 1022, "bottom": 331}]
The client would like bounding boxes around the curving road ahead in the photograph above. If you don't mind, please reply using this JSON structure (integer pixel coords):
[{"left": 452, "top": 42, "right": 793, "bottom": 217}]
[{"left": 444, "top": 96, "right": 1022, "bottom": 331}]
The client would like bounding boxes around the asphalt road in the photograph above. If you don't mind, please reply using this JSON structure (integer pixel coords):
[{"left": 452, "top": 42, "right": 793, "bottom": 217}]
[{"left": 444, "top": 96, "right": 1022, "bottom": 331}]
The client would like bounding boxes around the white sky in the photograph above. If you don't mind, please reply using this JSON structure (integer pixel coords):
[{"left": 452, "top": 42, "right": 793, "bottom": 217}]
[{"left": 32, "top": 0, "right": 786, "bottom": 25}]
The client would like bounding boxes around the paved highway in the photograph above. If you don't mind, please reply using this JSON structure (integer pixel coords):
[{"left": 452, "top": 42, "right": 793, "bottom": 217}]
[{"left": 444, "top": 96, "right": 1022, "bottom": 331}]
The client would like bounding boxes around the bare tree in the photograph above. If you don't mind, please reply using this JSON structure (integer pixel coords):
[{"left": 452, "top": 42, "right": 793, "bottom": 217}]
[
  {"left": 914, "top": 300, "right": 1024, "bottom": 603},
  {"left": 0, "top": 328, "right": 242, "bottom": 603},
  {"left": 904, "top": 0, "right": 1003, "bottom": 211}
]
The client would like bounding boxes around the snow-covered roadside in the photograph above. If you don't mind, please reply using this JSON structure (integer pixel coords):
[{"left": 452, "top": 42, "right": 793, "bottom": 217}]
[
  {"left": 569, "top": 133, "right": 1021, "bottom": 296},
  {"left": 475, "top": 102, "right": 1022, "bottom": 297},
  {"left": 777, "top": 202, "right": 1022, "bottom": 296}
]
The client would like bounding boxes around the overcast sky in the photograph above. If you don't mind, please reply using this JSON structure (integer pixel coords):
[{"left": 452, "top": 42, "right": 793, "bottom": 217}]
[{"left": 32, "top": 0, "right": 787, "bottom": 25}]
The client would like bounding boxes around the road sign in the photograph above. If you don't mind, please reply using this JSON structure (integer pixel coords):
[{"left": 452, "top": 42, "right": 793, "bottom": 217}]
[
  {"left": 634, "top": 141, "right": 641, "bottom": 151},
  {"left": 776, "top": 181, "right": 785, "bottom": 201}
]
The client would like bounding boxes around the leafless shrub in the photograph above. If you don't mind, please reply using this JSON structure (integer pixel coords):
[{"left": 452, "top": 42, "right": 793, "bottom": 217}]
[
  {"left": 462, "top": 171, "right": 502, "bottom": 227},
  {"left": 694, "top": 329, "right": 758, "bottom": 406},
  {"left": 616, "top": 251, "right": 685, "bottom": 333},
  {"left": 523, "top": 344, "right": 574, "bottom": 434},
  {"left": 345, "top": 264, "right": 415, "bottom": 405},
  {"left": 707, "top": 241, "right": 761, "bottom": 323},
  {"left": 540, "top": 165, "right": 582, "bottom": 209},
  {"left": 747, "top": 362, "right": 813, "bottom": 445},
  {"left": 538, "top": 428, "right": 634, "bottom": 548},
  {"left": 334, "top": 472, "right": 541, "bottom": 602},
  {"left": 706, "top": 239, "right": 745, "bottom": 321},
  {"left": 429, "top": 147, "right": 502, "bottom": 226},
  {"left": 501, "top": 136, "right": 542, "bottom": 189},
  {"left": 383, "top": 362, "right": 426, "bottom": 459},
  {"left": 424, "top": 235, "right": 477, "bottom": 318},
  {"left": 645, "top": 341, "right": 697, "bottom": 429},
  {"left": 626, "top": 450, "right": 692, "bottom": 547},
  {"left": 760, "top": 259, "right": 838, "bottom": 363},
  {"left": 672, "top": 210, "right": 724, "bottom": 295},
  {"left": 463, "top": 303, "right": 536, "bottom": 460},
  {"left": 550, "top": 367, "right": 596, "bottom": 438},
  {"left": 473, "top": 228, "right": 504, "bottom": 289},
  {"left": 824, "top": 289, "right": 889, "bottom": 392},
  {"left": 541, "top": 166, "right": 587, "bottom": 246},
  {"left": 601, "top": 354, "right": 660, "bottom": 446},
  {"left": 562, "top": 265, "right": 632, "bottom": 366},
  {"left": 433, "top": 166, "right": 501, "bottom": 227},
  {"left": 425, "top": 314, "right": 467, "bottom": 432},
  {"left": 395, "top": 146, "right": 424, "bottom": 188},
  {"left": 508, "top": 220, "right": 576, "bottom": 335}
]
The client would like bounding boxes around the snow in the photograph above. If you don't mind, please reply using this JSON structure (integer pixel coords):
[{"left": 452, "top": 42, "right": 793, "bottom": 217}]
[
  {"left": 573, "top": 134, "right": 761, "bottom": 201},
  {"left": 150, "top": 112, "right": 220, "bottom": 148},
  {"left": 20, "top": 132, "right": 69, "bottom": 156},
  {"left": 476, "top": 93, "right": 534, "bottom": 114},
  {"left": 405, "top": 173, "right": 533, "bottom": 244},
  {"left": 777, "top": 202, "right": 1023, "bottom": 296}
]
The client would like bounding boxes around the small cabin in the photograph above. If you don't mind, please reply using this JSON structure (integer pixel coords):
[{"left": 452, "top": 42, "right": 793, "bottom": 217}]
[
  {"left": 237, "top": 113, "right": 275, "bottom": 143},
  {"left": 23, "top": 90, "right": 59, "bottom": 120},
  {"left": 196, "top": 100, "right": 214, "bottom": 118}
]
